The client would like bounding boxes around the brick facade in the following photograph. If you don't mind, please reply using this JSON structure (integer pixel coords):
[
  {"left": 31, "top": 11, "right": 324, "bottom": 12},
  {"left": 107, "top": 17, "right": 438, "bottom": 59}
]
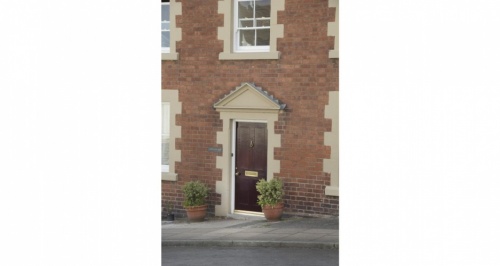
[{"left": 162, "top": 0, "right": 338, "bottom": 217}]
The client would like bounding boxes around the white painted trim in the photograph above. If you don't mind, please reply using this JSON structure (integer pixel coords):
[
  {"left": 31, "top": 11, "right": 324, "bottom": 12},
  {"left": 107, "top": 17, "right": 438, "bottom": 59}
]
[
  {"left": 231, "top": 120, "right": 236, "bottom": 213},
  {"left": 234, "top": 119, "right": 268, "bottom": 124},
  {"left": 233, "top": 210, "right": 264, "bottom": 217}
]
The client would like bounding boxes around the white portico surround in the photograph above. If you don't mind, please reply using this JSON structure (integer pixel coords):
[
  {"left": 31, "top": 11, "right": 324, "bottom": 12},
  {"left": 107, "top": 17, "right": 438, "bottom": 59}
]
[{"left": 213, "top": 83, "right": 285, "bottom": 216}]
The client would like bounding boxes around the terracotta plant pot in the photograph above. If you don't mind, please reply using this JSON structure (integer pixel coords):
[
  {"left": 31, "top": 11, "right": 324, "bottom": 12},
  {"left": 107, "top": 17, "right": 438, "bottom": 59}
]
[
  {"left": 262, "top": 202, "right": 284, "bottom": 221},
  {"left": 184, "top": 205, "right": 207, "bottom": 222}
]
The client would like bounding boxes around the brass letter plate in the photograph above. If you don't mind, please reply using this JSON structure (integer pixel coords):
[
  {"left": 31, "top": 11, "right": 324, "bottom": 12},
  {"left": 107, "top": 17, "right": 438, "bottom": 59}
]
[{"left": 245, "top": 171, "right": 258, "bottom": 177}]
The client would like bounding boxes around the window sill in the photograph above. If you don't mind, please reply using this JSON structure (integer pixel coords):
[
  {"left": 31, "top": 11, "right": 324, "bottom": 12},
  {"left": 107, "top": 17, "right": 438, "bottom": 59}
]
[
  {"left": 329, "top": 50, "right": 338, "bottom": 59},
  {"left": 162, "top": 52, "right": 179, "bottom": 61},
  {"left": 162, "top": 172, "right": 178, "bottom": 181},
  {"left": 324, "top": 185, "right": 339, "bottom": 196},
  {"left": 219, "top": 51, "right": 280, "bottom": 60}
]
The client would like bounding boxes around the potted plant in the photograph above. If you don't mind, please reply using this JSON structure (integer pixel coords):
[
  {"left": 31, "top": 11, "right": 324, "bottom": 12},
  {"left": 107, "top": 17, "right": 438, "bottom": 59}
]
[
  {"left": 182, "top": 181, "right": 209, "bottom": 222},
  {"left": 256, "top": 178, "right": 284, "bottom": 221}
]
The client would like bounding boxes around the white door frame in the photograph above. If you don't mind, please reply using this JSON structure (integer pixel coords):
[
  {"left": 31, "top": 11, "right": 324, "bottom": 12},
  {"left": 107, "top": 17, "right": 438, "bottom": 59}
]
[{"left": 231, "top": 119, "right": 267, "bottom": 214}]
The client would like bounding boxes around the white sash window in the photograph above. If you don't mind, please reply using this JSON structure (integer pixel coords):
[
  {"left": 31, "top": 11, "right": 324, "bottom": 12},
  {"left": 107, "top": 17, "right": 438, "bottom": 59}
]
[
  {"left": 161, "top": 1, "right": 170, "bottom": 53},
  {"left": 234, "top": 0, "right": 271, "bottom": 52}
]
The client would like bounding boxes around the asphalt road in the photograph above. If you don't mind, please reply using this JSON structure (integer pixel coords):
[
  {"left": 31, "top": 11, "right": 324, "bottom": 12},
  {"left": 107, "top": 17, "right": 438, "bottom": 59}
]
[{"left": 162, "top": 246, "right": 338, "bottom": 266}]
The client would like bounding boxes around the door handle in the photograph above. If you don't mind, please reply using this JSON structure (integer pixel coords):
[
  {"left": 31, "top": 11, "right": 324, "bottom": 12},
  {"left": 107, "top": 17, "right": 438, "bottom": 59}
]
[{"left": 235, "top": 172, "right": 240, "bottom": 176}]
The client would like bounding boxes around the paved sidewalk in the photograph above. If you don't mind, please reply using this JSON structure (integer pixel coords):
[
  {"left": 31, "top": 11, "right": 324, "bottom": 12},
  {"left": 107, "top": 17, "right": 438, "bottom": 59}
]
[{"left": 162, "top": 215, "right": 339, "bottom": 249}]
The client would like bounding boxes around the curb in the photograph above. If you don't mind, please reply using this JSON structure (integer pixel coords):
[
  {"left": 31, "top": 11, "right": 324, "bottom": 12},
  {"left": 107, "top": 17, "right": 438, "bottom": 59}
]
[{"left": 162, "top": 240, "right": 338, "bottom": 249}]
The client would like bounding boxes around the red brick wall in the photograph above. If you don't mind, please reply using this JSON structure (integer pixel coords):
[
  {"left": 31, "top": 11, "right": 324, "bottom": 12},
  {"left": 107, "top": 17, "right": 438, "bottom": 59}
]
[{"left": 162, "top": 0, "right": 339, "bottom": 217}]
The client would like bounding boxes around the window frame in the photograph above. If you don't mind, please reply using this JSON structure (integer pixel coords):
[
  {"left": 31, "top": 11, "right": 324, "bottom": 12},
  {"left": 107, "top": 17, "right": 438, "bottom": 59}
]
[
  {"left": 161, "top": 90, "right": 181, "bottom": 181},
  {"left": 161, "top": 0, "right": 180, "bottom": 61},
  {"left": 218, "top": 0, "right": 285, "bottom": 60},
  {"left": 233, "top": 0, "right": 271, "bottom": 53},
  {"left": 161, "top": 1, "right": 171, "bottom": 54}
]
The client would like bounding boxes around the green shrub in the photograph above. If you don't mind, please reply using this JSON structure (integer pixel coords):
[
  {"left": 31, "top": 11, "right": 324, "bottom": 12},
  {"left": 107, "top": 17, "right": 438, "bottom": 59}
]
[
  {"left": 182, "top": 181, "right": 209, "bottom": 207},
  {"left": 256, "top": 178, "right": 284, "bottom": 207}
]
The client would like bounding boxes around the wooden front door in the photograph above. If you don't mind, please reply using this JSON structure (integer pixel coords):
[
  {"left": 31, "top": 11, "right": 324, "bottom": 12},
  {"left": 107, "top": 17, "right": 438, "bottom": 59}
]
[{"left": 235, "top": 122, "right": 267, "bottom": 212}]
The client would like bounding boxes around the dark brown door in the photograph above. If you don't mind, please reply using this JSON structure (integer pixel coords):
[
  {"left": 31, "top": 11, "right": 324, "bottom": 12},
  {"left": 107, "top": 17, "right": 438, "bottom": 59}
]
[{"left": 235, "top": 122, "right": 267, "bottom": 212}]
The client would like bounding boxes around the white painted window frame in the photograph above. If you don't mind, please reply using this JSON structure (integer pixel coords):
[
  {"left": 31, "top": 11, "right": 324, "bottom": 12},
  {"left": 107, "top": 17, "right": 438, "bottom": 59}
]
[
  {"left": 162, "top": 0, "right": 180, "bottom": 60},
  {"left": 218, "top": 0, "right": 284, "bottom": 60},
  {"left": 161, "top": 2, "right": 171, "bottom": 54},
  {"left": 161, "top": 90, "right": 180, "bottom": 181},
  {"left": 233, "top": 0, "right": 271, "bottom": 53}
]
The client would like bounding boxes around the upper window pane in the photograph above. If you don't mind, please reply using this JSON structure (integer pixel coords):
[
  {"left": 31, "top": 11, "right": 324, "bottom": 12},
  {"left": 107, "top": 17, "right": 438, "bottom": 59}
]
[
  {"left": 238, "top": 1, "right": 253, "bottom": 22},
  {"left": 255, "top": 0, "right": 270, "bottom": 18},
  {"left": 161, "top": 4, "right": 170, "bottom": 21}
]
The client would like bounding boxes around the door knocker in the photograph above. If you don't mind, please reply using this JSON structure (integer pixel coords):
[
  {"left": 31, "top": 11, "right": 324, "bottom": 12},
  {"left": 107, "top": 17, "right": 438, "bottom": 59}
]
[{"left": 250, "top": 140, "right": 254, "bottom": 148}]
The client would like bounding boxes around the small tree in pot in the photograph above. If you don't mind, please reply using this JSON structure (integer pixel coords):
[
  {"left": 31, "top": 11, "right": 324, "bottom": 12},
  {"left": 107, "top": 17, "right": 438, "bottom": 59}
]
[
  {"left": 182, "top": 181, "right": 209, "bottom": 222},
  {"left": 256, "top": 178, "right": 284, "bottom": 221}
]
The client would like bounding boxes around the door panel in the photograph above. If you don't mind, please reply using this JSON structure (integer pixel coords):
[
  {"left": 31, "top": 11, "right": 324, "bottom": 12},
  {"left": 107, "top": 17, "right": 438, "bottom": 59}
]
[{"left": 235, "top": 122, "right": 267, "bottom": 212}]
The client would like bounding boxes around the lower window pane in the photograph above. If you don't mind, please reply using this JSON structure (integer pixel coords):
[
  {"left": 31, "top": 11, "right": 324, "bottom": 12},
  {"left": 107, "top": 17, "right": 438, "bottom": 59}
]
[
  {"left": 256, "top": 29, "right": 270, "bottom": 46},
  {"left": 240, "top": 30, "right": 255, "bottom": 46},
  {"left": 162, "top": 32, "right": 170, "bottom": 48}
]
